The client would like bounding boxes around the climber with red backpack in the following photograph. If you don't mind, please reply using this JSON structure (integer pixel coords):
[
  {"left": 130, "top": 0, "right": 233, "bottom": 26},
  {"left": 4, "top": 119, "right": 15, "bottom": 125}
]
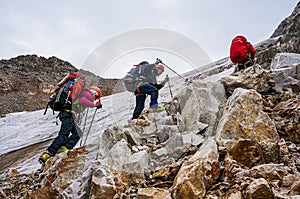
[
  {"left": 39, "top": 72, "right": 102, "bottom": 164},
  {"left": 230, "top": 35, "right": 256, "bottom": 72},
  {"left": 124, "top": 59, "right": 169, "bottom": 120}
]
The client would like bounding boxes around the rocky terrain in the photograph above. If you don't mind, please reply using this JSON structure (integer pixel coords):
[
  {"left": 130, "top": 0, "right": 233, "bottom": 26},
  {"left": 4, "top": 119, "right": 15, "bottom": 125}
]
[
  {"left": 0, "top": 2, "right": 299, "bottom": 199},
  {"left": 0, "top": 55, "right": 122, "bottom": 117}
]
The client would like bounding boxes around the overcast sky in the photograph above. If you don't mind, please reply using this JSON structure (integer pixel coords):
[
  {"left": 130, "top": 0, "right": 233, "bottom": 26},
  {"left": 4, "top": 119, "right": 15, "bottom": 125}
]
[{"left": 0, "top": 0, "right": 298, "bottom": 78}]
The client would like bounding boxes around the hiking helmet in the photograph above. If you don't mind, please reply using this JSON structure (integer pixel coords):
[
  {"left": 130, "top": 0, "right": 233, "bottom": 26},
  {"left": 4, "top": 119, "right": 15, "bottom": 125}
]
[
  {"left": 88, "top": 87, "right": 101, "bottom": 99},
  {"left": 155, "top": 64, "right": 164, "bottom": 72}
]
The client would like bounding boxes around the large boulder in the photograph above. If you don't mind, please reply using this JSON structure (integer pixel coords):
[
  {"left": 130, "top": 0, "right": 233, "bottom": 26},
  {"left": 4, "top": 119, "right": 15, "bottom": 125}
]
[
  {"left": 215, "top": 88, "right": 280, "bottom": 148},
  {"left": 177, "top": 80, "right": 226, "bottom": 132},
  {"left": 171, "top": 137, "right": 220, "bottom": 199},
  {"left": 270, "top": 53, "right": 300, "bottom": 93}
]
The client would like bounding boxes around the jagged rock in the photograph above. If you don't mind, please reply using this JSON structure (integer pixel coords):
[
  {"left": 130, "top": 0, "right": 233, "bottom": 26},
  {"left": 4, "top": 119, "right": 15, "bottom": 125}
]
[
  {"left": 245, "top": 178, "right": 273, "bottom": 199},
  {"left": 6, "top": 168, "right": 20, "bottom": 177},
  {"left": 270, "top": 53, "right": 300, "bottom": 93},
  {"left": 157, "top": 125, "right": 180, "bottom": 143},
  {"left": 40, "top": 148, "right": 87, "bottom": 193},
  {"left": 278, "top": 139, "right": 298, "bottom": 173},
  {"left": 61, "top": 167, "right": 93, "bottom": 198},
  {"left": 260, "top": 141, "right": 279, "bottom": 164},
  {"left": 90, "top": 165, "right": 120, "bottom": 198},
  {"left": 215, "top": 88, "right": 280, "bottom": 148},
  {"left": 274, "top": 97, "right": 300, "bottom": 143},
  {"left": 171, "top": 137, "right": 220, "bottom": 199},
  {"left": 104, "top": 139, "right": 132, "bottom": 171},
  {"left": 221, "top": 64, "right": 272, "bottom": 95},
  {"left": 137, "top": 187, "right": 171, "bottom": 199},
  {"left": 177, "top": 79, "right": 226, "bottom": 131},
  {"left": 175, "top": 112, "right": 186, "bottom": 132},
  {"left": 152, "top": 161, "right": 182, "bottom": 183},
  {"left": 271, "top": 53, "right": 300, "bottom": 70},
  {"left": 123, "top": 150, "right": 149, "bottom": 178},
  {"left": 228, "top": 139, "right": 265, "bottom": 168},
  {"left": 123, "top": 127, "right": 143, "bottom": 146}
]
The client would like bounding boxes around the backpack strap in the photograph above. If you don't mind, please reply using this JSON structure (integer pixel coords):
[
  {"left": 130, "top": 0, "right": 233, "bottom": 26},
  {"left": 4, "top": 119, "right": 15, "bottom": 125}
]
[
  {"left": 43, "top": 101, "right": 55, "bottom": 115},
  {"left": 135, "top": 82, "right": 146, "bottom": 96},
  {"left": 246, "top": 42, "right": 252, "bottom": 59}
]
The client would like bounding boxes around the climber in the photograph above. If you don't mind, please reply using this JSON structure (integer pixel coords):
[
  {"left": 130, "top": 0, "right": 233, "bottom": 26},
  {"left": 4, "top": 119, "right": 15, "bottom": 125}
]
[
  {"left": 230, "top": 35, "right": 256, "bottom": 71},
  {"left": 131, "top": 60, "right": 169, "bottom": 120},
  {"left": 39, "top": 87, "right": 102, "bottom": 164}
]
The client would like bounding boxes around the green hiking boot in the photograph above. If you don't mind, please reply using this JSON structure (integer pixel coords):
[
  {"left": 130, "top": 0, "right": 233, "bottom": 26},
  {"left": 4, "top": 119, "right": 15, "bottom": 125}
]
[
  {"left": 149, "top": 106, "right": 165, "bottom": 113},
  {"left": 57, "top": 146, "right": 68, "bottom": 154},
  {"left": 155, "top": 107, "right": 165, "bottom": 112},
  {"left": 39, "top": 151, "right": 52, "bottom": 164}
]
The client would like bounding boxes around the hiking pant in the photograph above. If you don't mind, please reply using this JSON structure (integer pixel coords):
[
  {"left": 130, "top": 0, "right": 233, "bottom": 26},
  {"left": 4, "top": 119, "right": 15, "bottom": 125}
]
[
  {"left": 132, "top": 83, "right": 158, "bottom": 119},
  {"left": 47, "top": 111, "right": 80, "bottom": 155},
  {"left": 237, "top": 57, "right": 254, "bottom": 71}
]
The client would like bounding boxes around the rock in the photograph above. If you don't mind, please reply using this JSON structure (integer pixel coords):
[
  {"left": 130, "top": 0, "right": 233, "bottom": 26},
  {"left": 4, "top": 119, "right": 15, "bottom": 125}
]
[
  {"left": 171, "top": 137, "right": 220, "bottom": 199},
  {"left": 177, "top": 80, "right": 226, "bottom": 131},
  {"left": 216, "top": 88, "right": 280, "bottom": 148},
  {"left": 228, "top": 139, "right": 265, "bottom": 168},
  {"left": 104, "top": 139, "right": 132, "bottom": 171},
  {"left": 221, "top": 64, "right": 272, "bottom": 95},
  {"left": 137, "top": 187, "right": 171, "bottom": 199},
  {"left": 157, "top": 125, "right": 180, "bottom": 143},
  {"left": 90, "top": 165, "right": 118, "bottom": 198},
  {"left": 7, "top": 168, "right": 20, "bottom": 177},
  {"left": 269, "top": 54, "right": 300, "bottom": 93},
  {"left": 245, "top": 178, "right": 273, "bottom": 199},
  {"left": 123, "top": 150, "right": 149, "bottom": 178},
  {"left": 274, "top": 97, "right": 300, "bottom": 143}
]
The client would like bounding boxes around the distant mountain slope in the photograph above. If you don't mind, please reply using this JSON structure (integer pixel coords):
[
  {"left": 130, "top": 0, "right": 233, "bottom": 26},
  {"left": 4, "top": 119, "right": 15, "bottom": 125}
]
[{"left": 0, "top": 55, "right": 122, "bottom": 117}]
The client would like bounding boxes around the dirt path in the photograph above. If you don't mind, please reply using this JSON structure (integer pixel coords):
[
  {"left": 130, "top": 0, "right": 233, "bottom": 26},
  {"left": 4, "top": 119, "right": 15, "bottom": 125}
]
[{"left": 0, "top": 139, "right": 53, "bottom": 174}]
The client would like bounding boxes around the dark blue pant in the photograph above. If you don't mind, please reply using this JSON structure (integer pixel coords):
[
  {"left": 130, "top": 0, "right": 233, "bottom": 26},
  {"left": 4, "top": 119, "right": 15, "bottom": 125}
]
[
  {"left": 132, "top": 83, "right": 158, "bottom": 119},
  {"left": 47, "top": 111, "right": 80, "bottom": 155},
  {"left": 237, "top": 57, "right": 254, "bottom": 71}
]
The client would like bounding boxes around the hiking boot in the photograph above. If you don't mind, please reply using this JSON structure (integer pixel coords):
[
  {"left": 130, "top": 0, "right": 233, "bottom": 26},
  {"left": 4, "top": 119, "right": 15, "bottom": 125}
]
[
  {"left": 57, "top": 146, "right": 68, "bottom": 154},
  {"left": 155, "top": 107, "right": 165, "bottom": 112},
  {"left": 39, "top": 151, "right": 53, "bottom": 164},
  {"left": 149, "top": 106, "right": 165, "bottom": 113}
]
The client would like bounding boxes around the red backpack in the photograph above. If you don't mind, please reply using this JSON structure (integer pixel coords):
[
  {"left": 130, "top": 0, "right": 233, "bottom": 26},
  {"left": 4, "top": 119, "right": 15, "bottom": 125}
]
[
  {"left": 44, "top": 72, "right": 86, "bottom": 114},
  {"left": 230, "top": 36, "right": 250, "bottom": 63}
]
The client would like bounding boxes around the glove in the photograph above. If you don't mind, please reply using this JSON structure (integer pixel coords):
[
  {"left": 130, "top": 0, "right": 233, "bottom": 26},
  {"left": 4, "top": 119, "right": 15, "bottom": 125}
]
[
  {"left": 155, "top": 58, "right": 162, "bottom": 64},
  {"left": 95, "top": 99, "right": 102, "bottom": 109},
  {"left": 151, "top": 83, "right": 164, "bottom": 90}
]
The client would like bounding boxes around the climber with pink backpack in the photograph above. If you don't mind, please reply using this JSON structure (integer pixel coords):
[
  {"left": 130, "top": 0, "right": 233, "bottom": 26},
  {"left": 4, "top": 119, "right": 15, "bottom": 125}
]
[{"left": 40, "top": 72, "right": 102, "bottom": 164}]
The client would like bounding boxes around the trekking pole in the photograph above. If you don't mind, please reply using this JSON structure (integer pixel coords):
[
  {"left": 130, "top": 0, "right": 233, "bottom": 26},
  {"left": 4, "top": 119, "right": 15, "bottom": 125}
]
[
  {"left": 156, "top": 58, "right": 188, "bottom": 82},
  {"left": 166, "top": 74, "right": 174, "bottom": 99},
  {"left": 80, "top": 108, "right": 89, "bottom": 146},
  {"left": 83, "top": 108, "right": 97, "bottom": 146},
  {"left": 166, "top": 74, "right": 177, "bottom": 122}
]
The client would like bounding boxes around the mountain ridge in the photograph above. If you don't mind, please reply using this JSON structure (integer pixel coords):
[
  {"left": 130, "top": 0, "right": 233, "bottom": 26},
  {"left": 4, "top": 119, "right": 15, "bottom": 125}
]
[{"left": 0, "top": 54, "right": 123, "bottom": 117}]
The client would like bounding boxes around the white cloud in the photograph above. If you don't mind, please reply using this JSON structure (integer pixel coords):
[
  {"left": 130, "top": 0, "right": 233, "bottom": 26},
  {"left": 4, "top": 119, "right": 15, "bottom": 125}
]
[{"left": 0, "top": 0, "right": 299, "bottom": 77}]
